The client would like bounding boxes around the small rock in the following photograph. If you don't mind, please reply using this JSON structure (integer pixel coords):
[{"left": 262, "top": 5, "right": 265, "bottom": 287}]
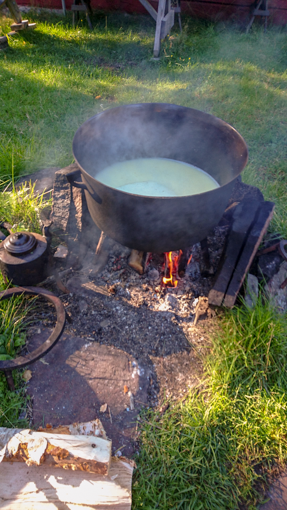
[
  {"left": 148, "top": 269, "right": 159, "bottom": 280},
  {"left": 166, "top": 294, "right": 178, "bottom": 309},
  {"left": 79, "top": 300, "right": 88, "bottom": 313},
  {"left": 128, "top": 391, "right": 135, "bottom": 410},
  {"left": 258, "top": 252, "right": 283, "bottom": 280},
  {"left": 100, "top": 403, "right": 108, "bottom": 413},
  {"left": 54, "top": 244, "right": 68, "bottom": 259},
  {"left": 100, "top": 319, "right": 110, "bottom": 328},
  {"left": 23, "top": 369, "right": 32, "bottom": 382},
  {"left": 244, "top": 274, "right": 259, "bottom": 308},
  {"left": 266, "top": 261, "right": 287, "bottom": 312}
]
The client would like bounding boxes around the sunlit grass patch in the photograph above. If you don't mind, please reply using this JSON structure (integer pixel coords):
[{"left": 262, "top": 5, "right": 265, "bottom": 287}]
[
  {"left": 207, "top": 295, "right": 287, "bottom": 395},
  {"left": 134, "top": 298, "right": 287, "bottom": 509}
]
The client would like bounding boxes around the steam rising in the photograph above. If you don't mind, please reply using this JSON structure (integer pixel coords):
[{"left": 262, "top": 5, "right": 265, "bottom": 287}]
[
  {"left": 72, "top": 104, "right": 247, "bottom": 252},
  {"left": 95, "top": 158, "right": 219, "bottom": 197}
]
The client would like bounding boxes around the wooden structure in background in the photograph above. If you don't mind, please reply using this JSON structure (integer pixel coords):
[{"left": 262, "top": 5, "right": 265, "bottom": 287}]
[
  {"left": 14, "top": 0, "right": 287, "bottom": 27},
  {"left": 0, "top": 0, "right": 36, "bottom": 31},
  {"left": 71, "top": 0, "right": 93, "bottom": 29},
  {"left": 139, "top": 0, "right": 181, "bottom": 57}
]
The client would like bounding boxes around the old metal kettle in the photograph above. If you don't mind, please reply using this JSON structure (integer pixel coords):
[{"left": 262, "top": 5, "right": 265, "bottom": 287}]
[{"left": 0, "top": 230, "right": 49, "bottom": 286}]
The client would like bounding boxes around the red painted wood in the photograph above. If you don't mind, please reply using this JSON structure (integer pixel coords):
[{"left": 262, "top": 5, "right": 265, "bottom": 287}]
[{"left": 17, "top": 0, "right": 287, "bottom": 24}]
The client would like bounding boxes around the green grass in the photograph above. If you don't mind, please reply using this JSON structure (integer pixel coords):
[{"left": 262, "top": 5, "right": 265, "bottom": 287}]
[
  {"left": 0, "top": 11, "right": 287, "bottom": 234},
  {"left": 0, "top": 282, "right": 33, "bottom": 428},
  {"left": 0, "top": 270, "right": 31, "bottom": 428},
  {"left": 0, "top": 180, "right": 51, "bottom": 232},
  {"left": 133, "top": 298, "right": 287, "bottom": 509}
]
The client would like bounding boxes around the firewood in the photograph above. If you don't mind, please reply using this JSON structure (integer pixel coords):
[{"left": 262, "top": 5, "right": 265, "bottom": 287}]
[
  {"left": 37, "top": 418, "right": 107, "bottom": 440},
  {"left": 223, "top": 201, "right": 274, "bottom": 307},
  {"left": 0, "top": 457, "right": 133, "bottom": 509},
  {"left": 0, "top": 428, "right": 111, "bottom": 475},
  {"left": 128, "top": 250, "right": 144, "bottom": 274},
  {"left": 208, "top": 200, "right": 260, "bottom": 307},
  {"left": 208, "top": 200, "right": 274, "bottom": 308}
]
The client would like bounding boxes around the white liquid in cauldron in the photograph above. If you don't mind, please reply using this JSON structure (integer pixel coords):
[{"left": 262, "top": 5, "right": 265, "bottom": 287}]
[{"left": 95, "top": 158, "right": 219, "bottom": 197}]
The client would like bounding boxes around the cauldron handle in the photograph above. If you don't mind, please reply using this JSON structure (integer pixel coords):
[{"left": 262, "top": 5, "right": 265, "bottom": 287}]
[{"left": 66, "top": 170, "right": 102, "bottom": 205}]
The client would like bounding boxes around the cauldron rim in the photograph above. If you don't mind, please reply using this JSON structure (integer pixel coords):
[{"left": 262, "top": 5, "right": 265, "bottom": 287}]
[{"left": 72, "top": 102, "right": 248, "bottom": 200}]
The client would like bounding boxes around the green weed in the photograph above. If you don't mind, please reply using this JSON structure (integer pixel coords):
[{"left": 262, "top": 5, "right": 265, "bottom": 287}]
[{"left": 0, "top": 181, "right": 51, "bottom": 233}]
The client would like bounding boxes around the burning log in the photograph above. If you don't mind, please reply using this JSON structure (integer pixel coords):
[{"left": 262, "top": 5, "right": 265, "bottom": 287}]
[
  {"left": 95, "top": 231, "right": 107, "bottom": 256},
  {"left": 178, "top": 248, "right": 190, "bottom": 277},
  {"left": 128, "top": 250, "right": 144, "bottom": 275},
  {"left": 93, "top": 231, "right": 114, "bottom": 272},
  {"left": 0, "top": 428, "right": 111, "bottom": 475}
]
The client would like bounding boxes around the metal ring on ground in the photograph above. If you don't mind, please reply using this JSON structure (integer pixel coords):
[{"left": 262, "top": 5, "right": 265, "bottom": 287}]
[{"left": 0, "top": 286, "right": 66, "bottom": 390}]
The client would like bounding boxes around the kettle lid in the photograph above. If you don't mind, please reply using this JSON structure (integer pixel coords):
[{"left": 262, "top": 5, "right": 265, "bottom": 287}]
[{"left": 3, "top": 232, "right": 37, "bottom": 255}]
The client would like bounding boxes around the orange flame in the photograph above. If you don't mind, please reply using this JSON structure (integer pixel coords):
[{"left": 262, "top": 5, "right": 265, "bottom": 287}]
[
  {"left": 187, "top": 254, "right": 193, "bottom": 265},
  {"left": 162, "top": 251, "right": 180, "bottom": 288}
]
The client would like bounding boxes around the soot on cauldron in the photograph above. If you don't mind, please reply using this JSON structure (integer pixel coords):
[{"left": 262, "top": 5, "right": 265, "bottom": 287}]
[{"left": 70, "top": 103, "right": 248, "bottom": 253}]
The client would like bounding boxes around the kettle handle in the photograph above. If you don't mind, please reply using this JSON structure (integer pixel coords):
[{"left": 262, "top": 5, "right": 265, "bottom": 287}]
[{"left": 66, "top": 170, "right": 102, "bottom": 205}]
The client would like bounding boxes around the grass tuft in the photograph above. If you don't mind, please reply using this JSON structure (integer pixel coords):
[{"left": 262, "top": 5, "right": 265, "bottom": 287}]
[
  {"left": 0, "top": 181, "right": 51, "bottom": 233},
  {"left": 207, "top": 296, "right": 287, "bottom": 395},
  {"left": 133, "top": 298, "right": 287, "bottom": 509}
]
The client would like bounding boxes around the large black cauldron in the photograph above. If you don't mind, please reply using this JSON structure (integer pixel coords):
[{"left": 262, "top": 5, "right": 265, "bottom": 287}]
[{"left": 71, "top": 103, "right": 248, "bottom": 253}]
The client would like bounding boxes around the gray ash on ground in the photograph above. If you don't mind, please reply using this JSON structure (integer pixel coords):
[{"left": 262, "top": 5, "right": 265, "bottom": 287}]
[{"left": 33, "top": 223, "right": 229, "bottom": 408}]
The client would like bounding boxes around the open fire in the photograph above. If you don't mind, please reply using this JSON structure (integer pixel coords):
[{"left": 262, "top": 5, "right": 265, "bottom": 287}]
[
  {"left": 162, "top": 251, "right": 193, "bottom": 288},
  {"left": 163, "top": 251, "right": 180, "bottom": 288}
]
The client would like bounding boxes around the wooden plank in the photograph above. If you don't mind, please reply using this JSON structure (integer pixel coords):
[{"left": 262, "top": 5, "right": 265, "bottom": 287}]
[
  {"left": 71, "top": 5, "right": 87, "bottom": 11},
  {"left": 10, "top": 22, "right": 24, "bottom": 30},
  {"left": 0, "top": 429, "right": 111, "bottom": 475},
  {"left": 223, "top": 201, "right": 275, "bottom": 308},
  {"left": 160, "top": 9, "right": 174, "bottom": 38},
  {"left": 138, "top": 0, "right": 157, "bottom": 20},
  {"left": 153, "top": 0, "right": 166, "bottom": 57},
  {"left": 0, "top": 458, "right": 133, "bottom": 509},
  {"left": 208, "top": 200, "right": 260, "bottom": 307},
  {"left": 5, "top": 0, "right": 22, "bottom": 23}
]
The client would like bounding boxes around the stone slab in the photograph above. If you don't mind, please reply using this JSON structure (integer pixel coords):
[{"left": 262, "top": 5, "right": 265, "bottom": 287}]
[
  {"left": 27, "top": 330, "right": 150, "bottom": 457},
  {"left": 266, "top": 261, "right": 287, "bottom": 313},
  {"left": 16, "top": 167, "right": 60, "bottom": 195}
]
